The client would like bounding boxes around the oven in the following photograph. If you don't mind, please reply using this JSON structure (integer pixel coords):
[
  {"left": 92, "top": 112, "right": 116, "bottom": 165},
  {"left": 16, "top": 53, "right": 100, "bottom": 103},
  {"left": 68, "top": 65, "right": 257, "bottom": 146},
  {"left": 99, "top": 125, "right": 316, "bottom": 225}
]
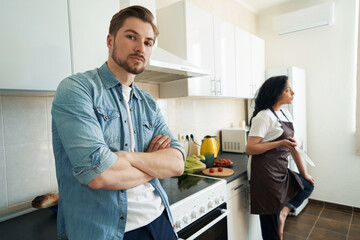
[
  {"left": 177, "top": 203, "right": 228, "bottom": 240},
  {"left": 159, "top": 174, "right": 227, "bottom": 240}
]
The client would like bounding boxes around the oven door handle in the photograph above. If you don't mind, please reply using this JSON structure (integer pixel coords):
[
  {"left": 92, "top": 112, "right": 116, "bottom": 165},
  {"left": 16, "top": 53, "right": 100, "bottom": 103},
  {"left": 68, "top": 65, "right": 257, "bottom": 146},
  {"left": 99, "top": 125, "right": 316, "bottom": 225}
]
[{"left": 178, "top": 209, "right": 229, "bottom": 240}]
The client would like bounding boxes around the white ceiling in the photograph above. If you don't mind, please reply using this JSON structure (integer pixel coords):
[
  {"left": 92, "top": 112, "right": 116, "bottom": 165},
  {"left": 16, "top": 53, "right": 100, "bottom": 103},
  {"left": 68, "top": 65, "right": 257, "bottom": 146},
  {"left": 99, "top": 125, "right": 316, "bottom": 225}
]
[{"left": 235, "top": 0, "right": 293, "bottom": 13}]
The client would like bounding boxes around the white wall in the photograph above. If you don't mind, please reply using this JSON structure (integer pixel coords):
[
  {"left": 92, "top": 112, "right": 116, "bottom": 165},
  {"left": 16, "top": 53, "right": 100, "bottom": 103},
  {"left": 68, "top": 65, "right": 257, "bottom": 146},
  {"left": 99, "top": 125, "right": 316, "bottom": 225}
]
[{"left": 258, "top": 0, "right": 360, "bottom": 207}]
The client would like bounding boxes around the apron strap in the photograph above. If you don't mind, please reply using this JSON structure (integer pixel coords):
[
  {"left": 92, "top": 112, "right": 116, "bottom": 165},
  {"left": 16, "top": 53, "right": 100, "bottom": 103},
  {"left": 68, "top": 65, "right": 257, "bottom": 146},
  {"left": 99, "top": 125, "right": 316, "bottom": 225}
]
[{"left": 270, "top": 108, "right": 291, "bottom": 122}]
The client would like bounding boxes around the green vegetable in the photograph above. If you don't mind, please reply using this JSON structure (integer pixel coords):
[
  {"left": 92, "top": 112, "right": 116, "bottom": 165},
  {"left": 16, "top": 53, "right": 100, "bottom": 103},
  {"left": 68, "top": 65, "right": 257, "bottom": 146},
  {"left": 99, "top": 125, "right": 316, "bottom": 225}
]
[{"left": 184, "top": 156, "right": 206, "bottom": 174}]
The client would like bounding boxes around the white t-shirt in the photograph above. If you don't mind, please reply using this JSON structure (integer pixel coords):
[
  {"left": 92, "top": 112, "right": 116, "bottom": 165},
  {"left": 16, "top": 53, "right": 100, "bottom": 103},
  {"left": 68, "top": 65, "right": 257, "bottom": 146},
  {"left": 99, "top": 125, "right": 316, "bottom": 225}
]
[
  {"left": 122, "top": 85, "right": 164, "bottom": 232},
  {"left": 247, "top": 108, "right": 293, "bottom": 180}
]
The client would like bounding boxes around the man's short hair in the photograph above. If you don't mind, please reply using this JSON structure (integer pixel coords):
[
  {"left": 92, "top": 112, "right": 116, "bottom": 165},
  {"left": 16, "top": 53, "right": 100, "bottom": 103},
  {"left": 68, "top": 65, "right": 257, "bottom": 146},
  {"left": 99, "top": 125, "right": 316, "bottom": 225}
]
[{"left": 109, "top": 5, "right": 159, "bottom": 42}]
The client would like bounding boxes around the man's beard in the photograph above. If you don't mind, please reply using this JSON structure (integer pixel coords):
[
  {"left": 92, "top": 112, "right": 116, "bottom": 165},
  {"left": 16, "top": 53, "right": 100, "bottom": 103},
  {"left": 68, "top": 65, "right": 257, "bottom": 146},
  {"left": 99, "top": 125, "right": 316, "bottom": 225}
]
[{"left": 111, "top": 45, "right": 146, "bottom": 75}]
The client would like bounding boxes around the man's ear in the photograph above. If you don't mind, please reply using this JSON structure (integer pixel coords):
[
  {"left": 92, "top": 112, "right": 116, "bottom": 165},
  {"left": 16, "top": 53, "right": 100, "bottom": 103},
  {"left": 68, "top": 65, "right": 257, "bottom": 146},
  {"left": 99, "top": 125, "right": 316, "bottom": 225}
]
[{"left": 107, "top": 34, "right": 113, "bottom": 49}]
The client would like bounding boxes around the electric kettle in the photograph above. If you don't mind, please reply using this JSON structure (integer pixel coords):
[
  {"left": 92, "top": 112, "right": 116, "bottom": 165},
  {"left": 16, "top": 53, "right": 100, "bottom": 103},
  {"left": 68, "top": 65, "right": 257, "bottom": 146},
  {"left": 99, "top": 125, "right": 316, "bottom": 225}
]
[{"left": 200, "top": 135, "right": 220, "bottom": 158}]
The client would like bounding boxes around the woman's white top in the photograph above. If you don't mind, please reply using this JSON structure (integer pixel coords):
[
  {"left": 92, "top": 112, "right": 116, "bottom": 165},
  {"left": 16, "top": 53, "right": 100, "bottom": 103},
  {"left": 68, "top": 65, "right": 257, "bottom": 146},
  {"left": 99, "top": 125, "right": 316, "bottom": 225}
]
[
  {"left": 247, "top": 108, "right": 293, "bottom": 180},
  {"left": 122, "top": 85, "right": 164, "bottom": 232}
]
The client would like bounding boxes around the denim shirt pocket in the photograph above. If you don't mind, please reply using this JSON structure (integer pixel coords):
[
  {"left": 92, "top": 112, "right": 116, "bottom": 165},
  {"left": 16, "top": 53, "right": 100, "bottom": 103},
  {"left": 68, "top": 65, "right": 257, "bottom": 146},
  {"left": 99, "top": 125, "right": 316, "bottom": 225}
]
[
  {"left": 142, "top": 120, "right": 155, "bottom": 149},
  {"left": 95, "top": 107, "right": 121, "bottom": 149}
]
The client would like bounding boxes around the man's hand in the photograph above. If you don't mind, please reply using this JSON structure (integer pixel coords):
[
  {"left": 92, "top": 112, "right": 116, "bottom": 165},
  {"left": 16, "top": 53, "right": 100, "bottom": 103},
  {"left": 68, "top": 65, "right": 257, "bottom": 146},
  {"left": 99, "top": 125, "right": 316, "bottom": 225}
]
[{"left": 146, "top": 135, "right": 171, "bottom": 152}]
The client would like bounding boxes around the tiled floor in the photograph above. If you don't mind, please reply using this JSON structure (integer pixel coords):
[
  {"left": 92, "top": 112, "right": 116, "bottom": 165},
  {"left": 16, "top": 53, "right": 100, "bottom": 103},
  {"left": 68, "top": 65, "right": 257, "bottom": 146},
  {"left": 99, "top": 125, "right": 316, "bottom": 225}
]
[{"left": 284, "top": 202, "right": 360, "bottom": 240}]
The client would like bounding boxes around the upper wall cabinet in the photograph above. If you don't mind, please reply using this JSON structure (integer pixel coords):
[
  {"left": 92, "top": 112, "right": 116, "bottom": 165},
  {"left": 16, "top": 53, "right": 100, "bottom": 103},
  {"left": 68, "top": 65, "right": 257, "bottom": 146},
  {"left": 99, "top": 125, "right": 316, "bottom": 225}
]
[
  {"left": 0, "top": 0, "right": 72, "bottom": 91},
  {"left": 213, "top": 16, "right": 236, "bottom": 97},
  {"left": 251, "top": 35, "right": 265, "bottom": 97},
  {"left": 235, "top": 27, "right": 265, "bottom": 98},
  {"left": 157, "top": 1, "right": 260, "bottom": 98},
  {"left": 68, "top": 0, "right": 119, "bottom": 74}
]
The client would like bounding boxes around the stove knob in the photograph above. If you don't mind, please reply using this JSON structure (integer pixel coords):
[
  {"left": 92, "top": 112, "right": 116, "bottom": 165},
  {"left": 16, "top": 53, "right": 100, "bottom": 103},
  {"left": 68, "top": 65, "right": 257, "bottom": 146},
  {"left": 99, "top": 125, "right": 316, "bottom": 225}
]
[
  {"left": 175, "top": 220, "right": 182, "bottom": 228},
  {"left": 182, "top": 216, "right": 188, "bottom": 224},
  {"left": 208, "top": 201, "right": 214, "bottom": 208},
  {"left": 215, "top": 197, "right": 220, "bottom": 204},
  {"left": 191, "top": 210, "right": 197, "bottom": 218},
  {"left": 200, "top": 206, "right": 206, "bottom": 213}
]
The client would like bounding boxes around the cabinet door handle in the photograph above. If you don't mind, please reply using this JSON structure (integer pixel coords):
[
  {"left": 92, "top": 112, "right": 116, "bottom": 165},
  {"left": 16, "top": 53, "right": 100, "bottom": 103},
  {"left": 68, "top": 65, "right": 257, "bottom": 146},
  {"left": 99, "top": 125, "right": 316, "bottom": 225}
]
[
  {"left": 233, "top": 184, "right": 244, "bottom": 191},
  {"left": 218, "top": 78, "right": 222, "bottom": 95},
  {"left": 211, "top": 79, "right": 216, "bottom": 95}
]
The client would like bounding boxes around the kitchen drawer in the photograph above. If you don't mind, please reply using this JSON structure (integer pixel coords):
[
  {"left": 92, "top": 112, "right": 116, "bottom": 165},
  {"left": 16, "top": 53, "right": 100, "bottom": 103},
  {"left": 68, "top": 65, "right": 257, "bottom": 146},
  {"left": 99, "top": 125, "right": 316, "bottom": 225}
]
[{"left": 226, "top": 175, "right": 247, "bottom": 201}]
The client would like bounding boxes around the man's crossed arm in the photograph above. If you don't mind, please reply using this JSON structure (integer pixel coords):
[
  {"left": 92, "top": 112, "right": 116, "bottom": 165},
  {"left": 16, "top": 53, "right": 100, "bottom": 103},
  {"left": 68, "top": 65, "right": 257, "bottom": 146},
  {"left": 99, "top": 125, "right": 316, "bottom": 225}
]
[{"left": 88, "top": 135, "right": 184, "bottom": 190}]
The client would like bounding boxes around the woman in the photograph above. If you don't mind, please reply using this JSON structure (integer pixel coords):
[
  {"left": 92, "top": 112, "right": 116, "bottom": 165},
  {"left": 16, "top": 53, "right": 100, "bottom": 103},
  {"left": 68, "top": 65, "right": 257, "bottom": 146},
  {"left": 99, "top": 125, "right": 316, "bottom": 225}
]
[{"left": 246, "top": 75, "right": 315, "bottom": 240}]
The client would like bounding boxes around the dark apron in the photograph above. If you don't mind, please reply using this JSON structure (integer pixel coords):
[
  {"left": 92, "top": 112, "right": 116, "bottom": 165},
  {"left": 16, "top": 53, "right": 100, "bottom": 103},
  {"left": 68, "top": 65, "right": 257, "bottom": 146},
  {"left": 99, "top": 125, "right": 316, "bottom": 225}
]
[{"left": 250, "top": 109, "right": 304, "bottom": 215}]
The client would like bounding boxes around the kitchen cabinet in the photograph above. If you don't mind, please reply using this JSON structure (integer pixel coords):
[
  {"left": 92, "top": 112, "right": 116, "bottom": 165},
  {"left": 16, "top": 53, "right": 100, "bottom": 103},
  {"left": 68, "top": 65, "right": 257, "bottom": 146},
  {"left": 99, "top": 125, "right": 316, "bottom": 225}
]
[
  {"left": 0, "top": 0, "right": 71, "bottom": 91},
  {"left": 226, "top": 176, "right": 248, "bottom": 240},
  {"left": 0, "top": 0, "right": 119, "bottom": 92},
  {"left": 68, "top": 0, "right": 119, "bottom": 74},
  {"left": 235, "top": 27, "right": 265, "bottom": 98},
  {"left": 226, "top": 177, "right": 262, "bottom": 240},
  {"left": 157, "top": 1, "right": 236, "bottom": 97},
  {"left": 251, "top": 35, "right": 265, "bottom": 97},
  {"left": 213, "top": 16, "right": 237, "bottom": 97}
]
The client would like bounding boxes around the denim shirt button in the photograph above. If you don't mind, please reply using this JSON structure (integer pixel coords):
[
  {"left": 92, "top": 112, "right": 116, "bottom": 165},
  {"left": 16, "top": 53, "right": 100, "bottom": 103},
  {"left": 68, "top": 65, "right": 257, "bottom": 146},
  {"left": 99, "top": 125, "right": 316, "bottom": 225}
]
[
  {"left": 121, "top": 190, "right": 124, "bottom": 193},
  {"left": 120, "top": 216, "right": 124, "bottom": 220},
  {"left": 125, "top": 143, "right": 128, "bottom": 146},
  {"left": 124, "top": 120, "right": 127, "bottom": 123},
  {"left": 130, "top": 108, "right": 133, "bottom": 111},
  {"left": 134, "top": 130, "right": 137, "bottom": 134}
]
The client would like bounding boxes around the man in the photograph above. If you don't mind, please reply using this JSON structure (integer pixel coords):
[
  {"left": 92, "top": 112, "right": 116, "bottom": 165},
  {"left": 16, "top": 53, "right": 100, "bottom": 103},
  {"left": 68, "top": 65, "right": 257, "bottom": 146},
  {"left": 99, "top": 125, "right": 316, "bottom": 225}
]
[{"left": 52, "top": 6, "right": 185, "bottom": 240}]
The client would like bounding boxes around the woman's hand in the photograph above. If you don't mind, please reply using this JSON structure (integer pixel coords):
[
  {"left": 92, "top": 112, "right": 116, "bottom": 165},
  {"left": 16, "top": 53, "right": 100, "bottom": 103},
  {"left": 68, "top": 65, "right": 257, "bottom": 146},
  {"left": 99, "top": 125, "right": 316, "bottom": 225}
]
[
  {"left": 303, "top": 173, "right": 315, "bottom": 186},
  {"left": 279, "top": 137, "right": 297, "bottom": 149}
]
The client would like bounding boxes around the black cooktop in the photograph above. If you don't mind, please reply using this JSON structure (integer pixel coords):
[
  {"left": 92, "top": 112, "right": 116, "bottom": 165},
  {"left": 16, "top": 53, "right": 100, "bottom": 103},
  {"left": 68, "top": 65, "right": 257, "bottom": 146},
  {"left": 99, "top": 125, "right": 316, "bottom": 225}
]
[{"left": 159, "top": 175, "right": 220, "bottom": 205}]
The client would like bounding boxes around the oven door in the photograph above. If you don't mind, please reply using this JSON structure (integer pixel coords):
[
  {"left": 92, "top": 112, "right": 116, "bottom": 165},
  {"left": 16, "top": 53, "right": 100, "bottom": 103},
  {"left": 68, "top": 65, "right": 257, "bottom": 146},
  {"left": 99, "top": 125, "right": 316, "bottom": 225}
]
[{"left": 177, "top": 203, "right": 228, "bottom": 240}]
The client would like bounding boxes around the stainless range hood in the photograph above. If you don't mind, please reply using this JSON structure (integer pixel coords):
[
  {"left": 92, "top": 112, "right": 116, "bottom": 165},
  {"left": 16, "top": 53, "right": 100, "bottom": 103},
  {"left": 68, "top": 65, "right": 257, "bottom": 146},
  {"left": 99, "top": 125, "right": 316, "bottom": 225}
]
[
  {"left": 135, "top": 46, "right": 210, "bottom": 83},
  {"left": 121, "top": 0, "right": 210, "bottom": 83}
]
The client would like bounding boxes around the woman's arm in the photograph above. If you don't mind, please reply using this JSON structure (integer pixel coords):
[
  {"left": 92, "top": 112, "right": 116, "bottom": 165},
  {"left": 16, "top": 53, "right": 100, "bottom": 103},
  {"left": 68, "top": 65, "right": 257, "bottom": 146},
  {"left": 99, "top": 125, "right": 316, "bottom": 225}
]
[
  {"left": 290, "top": 147, "right": 315, "bottom": 186},
  {"left": 245, "top": 136, "right": 297, "bottom": 155}
]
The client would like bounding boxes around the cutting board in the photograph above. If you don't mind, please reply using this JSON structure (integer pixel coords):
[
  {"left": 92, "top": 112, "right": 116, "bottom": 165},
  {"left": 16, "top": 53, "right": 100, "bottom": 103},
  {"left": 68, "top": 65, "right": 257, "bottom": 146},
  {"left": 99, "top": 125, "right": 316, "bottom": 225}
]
[{"left": 202, "top": 167, "right": 234, "bottom": 177}]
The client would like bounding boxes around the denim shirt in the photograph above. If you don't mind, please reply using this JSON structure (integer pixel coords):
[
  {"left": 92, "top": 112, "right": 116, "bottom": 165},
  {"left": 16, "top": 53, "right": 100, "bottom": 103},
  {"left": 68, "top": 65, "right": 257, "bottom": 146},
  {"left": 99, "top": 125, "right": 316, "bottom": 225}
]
[{"left": 52, "top": 63, "right": 185, "bottom": 240}]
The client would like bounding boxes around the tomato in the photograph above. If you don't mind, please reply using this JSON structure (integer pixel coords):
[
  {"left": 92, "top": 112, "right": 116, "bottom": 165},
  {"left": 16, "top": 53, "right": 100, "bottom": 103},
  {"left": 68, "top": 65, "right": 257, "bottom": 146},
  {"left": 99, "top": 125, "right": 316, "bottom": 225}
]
[
  {"left": 215, "top": 158, "right": 232, "bottom": 166},
  {"left": 209, "top": 168, "right": 215, "bottom": 173},
  {"left": 218, "top": 167, "right": 223, "bottom": 172}
]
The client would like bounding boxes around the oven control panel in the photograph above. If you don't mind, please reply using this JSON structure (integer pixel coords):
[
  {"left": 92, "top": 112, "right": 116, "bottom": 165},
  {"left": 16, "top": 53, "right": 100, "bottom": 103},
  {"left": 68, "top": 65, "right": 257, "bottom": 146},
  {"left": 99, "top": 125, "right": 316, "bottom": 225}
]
[{"left": 169, "top": 178, "right": 227, "bottom": 232}]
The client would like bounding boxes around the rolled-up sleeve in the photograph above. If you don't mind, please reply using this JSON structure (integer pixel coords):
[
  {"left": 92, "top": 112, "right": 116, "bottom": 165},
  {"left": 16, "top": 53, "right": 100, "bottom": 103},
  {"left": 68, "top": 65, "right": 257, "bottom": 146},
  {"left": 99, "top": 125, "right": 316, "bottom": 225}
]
[{"left": 52, "top": 77, "right": 117, "bottom": 185}]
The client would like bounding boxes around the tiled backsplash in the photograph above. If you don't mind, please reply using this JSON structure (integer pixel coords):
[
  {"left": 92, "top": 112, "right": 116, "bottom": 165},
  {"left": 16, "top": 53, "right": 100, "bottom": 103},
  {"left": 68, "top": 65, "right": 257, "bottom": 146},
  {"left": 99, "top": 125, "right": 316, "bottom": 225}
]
[
  {"left": 0, "top": 96, "right": 57, "bottom": 215},
  {"left": 0, "top": 83, "right": 246, "bottom": 215}
]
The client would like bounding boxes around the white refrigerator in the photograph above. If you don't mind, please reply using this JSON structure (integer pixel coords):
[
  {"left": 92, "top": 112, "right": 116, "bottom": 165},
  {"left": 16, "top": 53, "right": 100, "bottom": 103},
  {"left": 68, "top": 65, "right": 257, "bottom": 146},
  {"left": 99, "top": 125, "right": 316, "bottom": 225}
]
[{"left": 265, "top": 66, "right": 308, "bottom": 216}]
